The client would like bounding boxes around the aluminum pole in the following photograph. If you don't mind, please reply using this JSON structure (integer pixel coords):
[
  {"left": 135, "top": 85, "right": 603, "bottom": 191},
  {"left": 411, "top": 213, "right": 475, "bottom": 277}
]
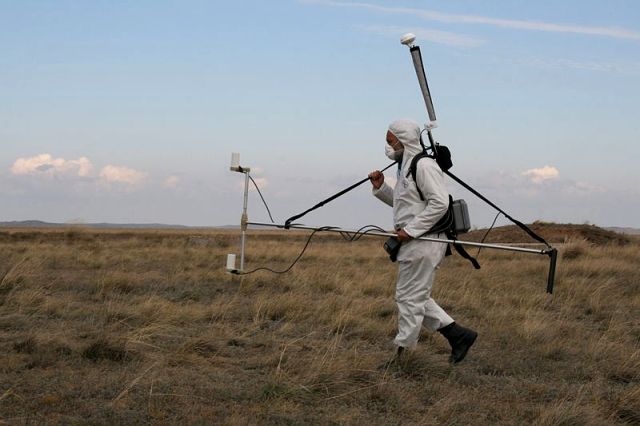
[
  {"left": 247, "top": 221, "right": 550, "bottom": 255},
  {"left": 240, "top": 171, "right": 250, "bottom": 271}
]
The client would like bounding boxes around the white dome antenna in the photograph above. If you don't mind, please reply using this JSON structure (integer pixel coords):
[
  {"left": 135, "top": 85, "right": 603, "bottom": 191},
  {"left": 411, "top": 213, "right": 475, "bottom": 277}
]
[{"left": 400, "top": 33, "right": 416, "bottom": 47}]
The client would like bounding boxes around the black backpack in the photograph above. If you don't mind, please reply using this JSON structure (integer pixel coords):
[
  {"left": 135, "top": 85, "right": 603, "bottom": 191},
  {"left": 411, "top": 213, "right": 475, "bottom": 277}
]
[{"left": 407, "top": 143, "right": 452, "bottom": 201}]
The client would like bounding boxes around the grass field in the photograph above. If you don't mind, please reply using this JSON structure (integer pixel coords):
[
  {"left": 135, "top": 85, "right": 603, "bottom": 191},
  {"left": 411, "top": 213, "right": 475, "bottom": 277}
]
[{"left": 0, "top": 226, "right": 638, "bottom": 424}]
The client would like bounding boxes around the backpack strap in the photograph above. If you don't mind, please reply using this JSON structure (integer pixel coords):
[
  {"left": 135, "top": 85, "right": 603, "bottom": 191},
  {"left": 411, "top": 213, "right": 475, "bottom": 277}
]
[
  {"left": 445, "top": 230, "right": 481, "bottom": 269},
  {"left": 428, "top": 195, "right": 454, "bottom": 234},
  {"left": 406, "top": 152, "right": 432, "bottom": 201}
]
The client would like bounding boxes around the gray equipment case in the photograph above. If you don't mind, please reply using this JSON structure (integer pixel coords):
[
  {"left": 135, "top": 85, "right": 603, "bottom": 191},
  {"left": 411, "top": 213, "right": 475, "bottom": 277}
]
[{"left": 452, "top": 199, "right": 471, "bottom": 234}]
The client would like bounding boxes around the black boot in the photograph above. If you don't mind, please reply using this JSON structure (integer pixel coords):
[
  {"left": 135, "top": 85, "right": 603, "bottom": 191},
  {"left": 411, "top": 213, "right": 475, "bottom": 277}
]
[{"left": 438, "top": 322, "right": 478, "bottom": 364}]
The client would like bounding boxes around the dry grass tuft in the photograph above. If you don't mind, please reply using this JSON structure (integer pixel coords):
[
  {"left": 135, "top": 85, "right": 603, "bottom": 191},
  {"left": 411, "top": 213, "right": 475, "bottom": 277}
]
[
  {"left": 82, "top": 338, "right": 133, "bottom": 363},
  {"left": 13, "top": 337, "right": 37, "bottom": 354},
  {"left": 561, "top": 237, "right": 592, "bottom": 260},
  {"left": 0, "top": 226, "right": 638, "bottom": 423}
]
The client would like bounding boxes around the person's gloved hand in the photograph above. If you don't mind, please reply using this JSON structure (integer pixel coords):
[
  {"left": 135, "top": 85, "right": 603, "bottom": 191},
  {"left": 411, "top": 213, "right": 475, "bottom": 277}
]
[
  {"left": 368, "top": 170, "right": 384, "bottom": 189},
  {"left": 396, "top": 228, "right": 412, "bottom": 242}
]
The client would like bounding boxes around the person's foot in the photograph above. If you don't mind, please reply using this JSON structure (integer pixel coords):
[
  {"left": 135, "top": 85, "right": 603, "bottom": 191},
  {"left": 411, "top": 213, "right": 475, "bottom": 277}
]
[{"left": 438, "top": 322, "right": 478, "bottom": 364}]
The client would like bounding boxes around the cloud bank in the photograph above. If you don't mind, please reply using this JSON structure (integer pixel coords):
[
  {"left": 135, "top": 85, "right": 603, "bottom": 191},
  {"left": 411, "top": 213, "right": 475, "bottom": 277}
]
[
  {"left": 99, "top": 165, "right": 147, "bottom": 186},
  {"left": 522, "top": 166, "right": 560, "bottom": 184},
  {"left": 10, "top": 153, "right": 147, "bottom": 190},
  {"left": 11, "top": 154, "right": 93, "bottom": 177},
  {"left": 164, "top": 175, "right": 180, "bottom": 189}
]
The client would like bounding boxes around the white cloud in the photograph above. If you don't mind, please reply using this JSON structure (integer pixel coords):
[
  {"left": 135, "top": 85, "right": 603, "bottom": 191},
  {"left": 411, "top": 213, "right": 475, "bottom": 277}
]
[
  {"left": 304, "top": 0, "right": 640, "bottom": 40},
  {"left": 233, "top": 176, "right": 269, "bottom": 197},
  {"left": 8, "top": 153, "right": 151, "bottom": 192},
  {"left": 99, "top": 165, "right": 147, "bottom": 186},
  {"left": 10, "top": 154, "right": 93, "bottom": 177},
  {"left": 449, "top": 169, "right": 612, "bottom": 227},
  {"left": 474, "top": 167, "right": 603, "bottom": 197},
  {"left": 522, "top": 166, "right": 560, "bottom": 184},
  {"left": 235, "top": 167, "right": 268, "bottom": 192},
  {"left": 564, "top": 180, "right": 605, "bottom": 195},
  {"left": 164, "top": 175, "right": 180, "bottom": 188},
  {"left": 360, "top": 25, "right": 484, "bottom": 48},
  {"left": 514, "top": 56, "right": 640, "bottom": 75},
  {"left": 249, "top": 177, "right": 268, "bottom": 191}
]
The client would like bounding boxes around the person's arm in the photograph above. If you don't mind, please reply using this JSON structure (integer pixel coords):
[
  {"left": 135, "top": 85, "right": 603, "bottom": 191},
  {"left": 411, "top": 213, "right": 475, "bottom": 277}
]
[
  {"left": 403, "top": 159, "right": 449, "bottom": 237},
  {"left": 369, "top": 171, "right": 393, "bottom": 207}
]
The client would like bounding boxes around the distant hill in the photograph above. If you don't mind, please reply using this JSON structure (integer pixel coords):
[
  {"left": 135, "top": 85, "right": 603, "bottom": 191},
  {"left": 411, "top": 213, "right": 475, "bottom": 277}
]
[
  {"left": 465, "top": 222, "right": 632, "bottom": 245},
  {"left": 1, "top": 220, "right": 638, "bottom": 242},
  {"left": 0, "top": 220, "right": 55, "bottom": 228},
  {"left": 0, "top": 220, "right": 194, "bottom": 229},
  {"left": 605, "top": 226, "right": 640, "bottom": 235}
]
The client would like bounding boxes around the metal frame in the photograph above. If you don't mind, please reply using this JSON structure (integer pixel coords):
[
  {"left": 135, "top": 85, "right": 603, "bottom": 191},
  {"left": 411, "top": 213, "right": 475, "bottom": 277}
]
[
  {"left": 224, "top": 34, "right": 559, "bottom": 294},
  {"left": 244, "top": 221, "right": 557, "bottom": 294},
  {"left": 248, "top": 221, "right": 548, "bottom": 255}
]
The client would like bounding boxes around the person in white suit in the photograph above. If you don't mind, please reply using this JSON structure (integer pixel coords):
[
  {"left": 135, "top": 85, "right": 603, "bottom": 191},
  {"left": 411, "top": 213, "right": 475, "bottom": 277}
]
[{"left": 369, "top": 119, "right": 477, "bottom": 363}]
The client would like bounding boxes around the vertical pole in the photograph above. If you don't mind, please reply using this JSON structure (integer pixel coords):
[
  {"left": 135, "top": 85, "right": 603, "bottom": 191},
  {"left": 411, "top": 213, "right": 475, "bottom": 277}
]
[
  {"left": 546, "top": 248, "right": 558, "bottom": 294},
  {"left": 240, "top": 170, "right": 250, "bottom": 271}
]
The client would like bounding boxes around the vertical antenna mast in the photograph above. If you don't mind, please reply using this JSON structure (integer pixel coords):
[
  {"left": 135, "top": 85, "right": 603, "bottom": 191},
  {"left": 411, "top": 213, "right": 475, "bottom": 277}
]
[{"left": 401, "top": 33, "right": 437, "bottom": 130}]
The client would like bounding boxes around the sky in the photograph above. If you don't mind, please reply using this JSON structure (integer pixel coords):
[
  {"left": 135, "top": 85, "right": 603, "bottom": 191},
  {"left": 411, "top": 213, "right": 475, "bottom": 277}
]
[{"left": 2, "top": 0, "right": 640, "bottom": 229}]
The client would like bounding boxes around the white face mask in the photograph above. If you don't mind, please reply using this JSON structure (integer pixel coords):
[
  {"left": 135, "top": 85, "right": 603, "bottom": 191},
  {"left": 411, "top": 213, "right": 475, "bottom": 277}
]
[{"left": 385, "top": 143, "right": 404, "bottom": 161}]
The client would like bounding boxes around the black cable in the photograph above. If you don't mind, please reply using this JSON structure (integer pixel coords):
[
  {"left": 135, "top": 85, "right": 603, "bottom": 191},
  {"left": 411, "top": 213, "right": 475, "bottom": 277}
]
[
  {"left": 232, "top": 224, "right": 388, "bottom": 275},
  {"left": 284, "top": 161, "right": 398, "bottom": 228},
  {"left": 475, "top": 212, "right": 501, "bottom": 258},
  {"left": 232, "top": 226, "right": 334, "bottom": 275},
  {"left": 338, "top": 224, "right": 388, "bottom": 242},
  {"left": 248, "top": 174, "right": 275, "bottom": 223}
]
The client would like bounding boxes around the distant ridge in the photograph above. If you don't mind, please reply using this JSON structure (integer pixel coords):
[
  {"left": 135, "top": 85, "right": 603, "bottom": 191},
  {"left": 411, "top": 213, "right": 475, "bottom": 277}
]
[
  {"left": 1, "top": 221, "right": 638, "bottom": 236},
  {"left": 605, "top": 226, "right": 640, "bottom": 235},
  {"left": 0, "top": 220, "right": 238, "bottom": 229},
  {"left": 465, "top": 222, "right": 635, "bottom": 245}
]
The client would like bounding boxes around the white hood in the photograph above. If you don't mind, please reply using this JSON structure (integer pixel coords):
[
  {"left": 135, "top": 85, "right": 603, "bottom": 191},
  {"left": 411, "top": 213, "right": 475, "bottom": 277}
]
[{"left": 388, "top": 119, "right": 423, "bottom": 166}]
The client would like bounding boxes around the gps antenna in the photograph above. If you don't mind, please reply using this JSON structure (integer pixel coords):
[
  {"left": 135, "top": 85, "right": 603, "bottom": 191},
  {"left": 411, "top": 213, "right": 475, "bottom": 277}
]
[{"left": 401, "top": 33, "right": 437, "bottom": 129}]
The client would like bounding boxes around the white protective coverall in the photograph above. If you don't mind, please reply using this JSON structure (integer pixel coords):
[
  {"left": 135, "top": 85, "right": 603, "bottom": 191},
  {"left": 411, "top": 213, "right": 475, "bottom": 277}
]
[{"left": 373, "top": 119, "right": 454, "bottom": 348}]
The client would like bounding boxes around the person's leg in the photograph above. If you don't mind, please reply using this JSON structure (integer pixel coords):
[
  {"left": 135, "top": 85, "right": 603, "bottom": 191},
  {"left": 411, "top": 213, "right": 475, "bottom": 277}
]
[
  {"left": 394, "top": 264, "right": 429, "bottom": 348},
  {"left": 393, "top": 241, "right": 440, "bottom": 348},
  {"left": 417, "top": 239, "right": 477, "bottom": 363},
  {"left": 421, "top": 240, "right": 454, "bottom": 332}
]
